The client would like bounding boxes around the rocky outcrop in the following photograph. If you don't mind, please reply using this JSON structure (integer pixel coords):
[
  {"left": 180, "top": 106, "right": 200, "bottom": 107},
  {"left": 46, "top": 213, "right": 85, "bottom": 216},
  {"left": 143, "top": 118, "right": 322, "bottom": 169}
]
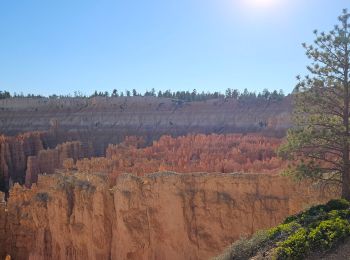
[{"left": 0, "top": 171, "right": 334, "bottom": 260}]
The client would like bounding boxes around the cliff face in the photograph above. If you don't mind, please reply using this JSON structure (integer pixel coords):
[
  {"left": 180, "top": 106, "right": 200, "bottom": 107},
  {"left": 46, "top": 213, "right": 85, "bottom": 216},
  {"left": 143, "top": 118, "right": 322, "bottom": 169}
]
[
  {"left": 0, "top": 97, "right": 292, "bottom": 151},
  {"left": 0, "top": 172, "right": 333, "bottom": 260}
]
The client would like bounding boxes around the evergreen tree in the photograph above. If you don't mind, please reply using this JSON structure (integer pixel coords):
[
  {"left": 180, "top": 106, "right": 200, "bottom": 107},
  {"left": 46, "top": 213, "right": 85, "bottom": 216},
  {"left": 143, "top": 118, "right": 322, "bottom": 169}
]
[
  {"left": 225, "top": 88, "right": 232, "bottom": 98},
  {"left": 262, "top": 88, "right": 270, "bottom": 99},
  {"left": 0, "top": 91, "right": 11, "bottom": 99},
  {"left": 232, "top": 89, "right": 240, "bottom": 99},
  {"left": 112, "top": 89, "right": 118, "bottom": 97},
  {"left": 279, "top": 9, "right": 350, "bottom": 199}
]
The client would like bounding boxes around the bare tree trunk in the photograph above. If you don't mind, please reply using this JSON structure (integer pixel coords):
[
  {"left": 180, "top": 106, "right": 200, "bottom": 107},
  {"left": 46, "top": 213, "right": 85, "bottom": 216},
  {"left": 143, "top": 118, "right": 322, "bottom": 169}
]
[
  {"left": 342, "top": 91, "right": 350, "bottom": 199},
  {"left": 342, "top": 147, "right": 350, "bottom": 199},
  {"left": 342, "top": 28, "right": 350, "bottom": 200}
]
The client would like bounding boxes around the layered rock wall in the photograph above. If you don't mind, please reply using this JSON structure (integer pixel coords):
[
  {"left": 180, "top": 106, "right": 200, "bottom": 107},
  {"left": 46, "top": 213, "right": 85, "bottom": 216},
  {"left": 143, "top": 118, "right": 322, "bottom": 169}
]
[
  {"left": 0, "top": 172, "right": 334, "bottom": 260},
  {"left": 0, "top": 97, "right": 292, "bottom": 155}
]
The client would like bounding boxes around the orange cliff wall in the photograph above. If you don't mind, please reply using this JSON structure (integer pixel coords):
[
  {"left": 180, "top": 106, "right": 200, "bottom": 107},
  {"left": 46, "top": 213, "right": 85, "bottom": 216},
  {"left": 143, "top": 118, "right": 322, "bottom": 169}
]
[{"left": 0, "top": 172, "right": 334, "bottom": 260}]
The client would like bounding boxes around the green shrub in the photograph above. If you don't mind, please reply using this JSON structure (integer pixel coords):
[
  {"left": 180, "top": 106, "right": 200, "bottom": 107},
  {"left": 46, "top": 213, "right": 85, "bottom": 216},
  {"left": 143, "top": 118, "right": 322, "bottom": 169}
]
[
  {"left": 306, "top": 204, "right": 328, "bottom": 216},
  {"left": 283, "top": 205, "right": 327, "bottom": 226},
  {"left": 283, "top": 199, "right": 350, "bottom": 228},
  {"left": 327, "top": 209, "right": 350, "bottom": 220},
  {"left": 213, "top": 230, "right": 270, "bottom": 260},
  {"left": 325, "top": 199, "right": 350, "bottom": 211},
  {"left": 268, "top": 221, "right": 302, "bottom": 240},
  {"left": 274, "top": 228, "right": 308, "bottom": 260},
  {"left": 215, "top": 199, "right": 350, "bottom": 260},
  {"left": 283, "top": 214, "right": 298, "bottom": 224},
  {"left": 308, "top": 217, "right": 350, "bottom": 250}
]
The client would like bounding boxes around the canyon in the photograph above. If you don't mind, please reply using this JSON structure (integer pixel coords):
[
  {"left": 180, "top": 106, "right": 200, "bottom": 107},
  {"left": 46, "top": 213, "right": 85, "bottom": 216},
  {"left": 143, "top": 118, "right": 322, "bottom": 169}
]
[
  {"left": 0, "top": 96, "right": 292, "bottom": 192},
  {"left": 0, "top": 96, "right": 331, "bottom": 260}
]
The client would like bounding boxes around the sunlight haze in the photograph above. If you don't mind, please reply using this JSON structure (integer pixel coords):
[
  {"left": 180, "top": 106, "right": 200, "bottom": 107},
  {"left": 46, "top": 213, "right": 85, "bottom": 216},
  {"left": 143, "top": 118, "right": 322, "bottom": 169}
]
[{"left": 240, "top": 0, "right": 283, "bottom": 10}]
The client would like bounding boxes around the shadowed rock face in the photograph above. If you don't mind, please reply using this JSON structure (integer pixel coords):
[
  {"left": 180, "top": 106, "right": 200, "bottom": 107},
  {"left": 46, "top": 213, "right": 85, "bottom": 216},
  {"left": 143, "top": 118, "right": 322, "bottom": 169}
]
[
  {"left": 0, "top": 96, "right": 292, "bottom": 141},
  {"left": 0, "top": 132, "right": 46, "bottom": 188},
  {"left": 0, "top": 172, "right": 333, "bottom": 260},
  {"left": 0, "top": 131, "right": 93, "bottom": 193}
]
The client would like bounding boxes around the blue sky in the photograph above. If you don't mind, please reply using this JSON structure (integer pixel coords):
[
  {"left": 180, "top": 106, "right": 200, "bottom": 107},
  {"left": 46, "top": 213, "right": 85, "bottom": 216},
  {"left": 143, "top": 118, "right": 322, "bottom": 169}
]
[{"left": 0, "top": 0, "right": 349, "bottom": 96}]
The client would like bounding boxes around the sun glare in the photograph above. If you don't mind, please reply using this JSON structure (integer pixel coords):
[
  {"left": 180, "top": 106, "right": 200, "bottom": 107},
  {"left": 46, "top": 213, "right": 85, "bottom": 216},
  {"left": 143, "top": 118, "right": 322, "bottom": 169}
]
[
  {"left": 242, "top": 0, "right": 281, "bottom": 11},
  {"left": 246, "top": 0, "right": 278, "bottom": 8},
  {"left": 222, "top": 0, "right": 292, "bottom": 22},
  {"left": 215, "top": 0, "right": 292, "bottom": 21}
]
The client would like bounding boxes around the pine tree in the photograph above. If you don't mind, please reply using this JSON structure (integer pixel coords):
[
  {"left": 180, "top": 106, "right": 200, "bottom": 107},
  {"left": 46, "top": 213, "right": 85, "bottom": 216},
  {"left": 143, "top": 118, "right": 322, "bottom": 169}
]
[{"left": 279, "top": 9, "right": 350, "bottom": 199}]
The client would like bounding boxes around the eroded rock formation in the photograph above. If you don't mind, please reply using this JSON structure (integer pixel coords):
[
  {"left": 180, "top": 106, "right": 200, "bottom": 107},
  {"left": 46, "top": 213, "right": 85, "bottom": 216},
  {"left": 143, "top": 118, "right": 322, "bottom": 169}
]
[
  {"left": 0, "top": 95, "right": 293, "bottom": 194},
  {"left": 24, "top": 141, "right": 91, "bottom": 188},
  {"left": 0, "top": 171, "right": 334, "bottom": 260},
  {"left": 0, "top": 132, "right": 46, "bottom": 187},
  {"left": 0, "top": 131, "right": 93, "bottom": 191}
]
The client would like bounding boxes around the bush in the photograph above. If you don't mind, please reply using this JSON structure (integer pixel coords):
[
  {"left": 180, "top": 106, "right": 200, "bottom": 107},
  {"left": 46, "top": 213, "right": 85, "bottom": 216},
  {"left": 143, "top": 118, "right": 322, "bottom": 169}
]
[
  {"left": 213, "top": 230, "right": 270, "bottom": 260},
  {"left": 57, "top": 175, "right": 95, "bottom": 193},
  {"left": 75, "top": 179, "right": 96, "bottom": 193},
  {"left": 274, "top": 228, "right": 308, "bottom": 260},
  {"left": 327, "top": 209, "right": 350, "bottom": 220},
  {"left": 268, "top": 221, "right": 302, "bottom": 240},
  {"left": 272, "top": 200, "right": 350, "bottom": 259},
  {"left": 283, "top": 214, "right": 299, "bottom": 224},
  {"left": 215, "top": 199, "right": 350, "bottom": 260},
  {"left": 274, "top": 217, "right": 350, "bottom": 259},
  {"left": 283, "top": 199, "right": 350, "bottom": 228},
  {"left": 325, "top": 199, "right": 350, "bottom": 211},
  {"left": 35, "top": 192, "right": 50, "bottom": 203},
  {"left": 283, "top": 205, "right": 327, "bottom": 226},
  {"left": 308, "top": 217, "right": 350, "bottom": 250}
]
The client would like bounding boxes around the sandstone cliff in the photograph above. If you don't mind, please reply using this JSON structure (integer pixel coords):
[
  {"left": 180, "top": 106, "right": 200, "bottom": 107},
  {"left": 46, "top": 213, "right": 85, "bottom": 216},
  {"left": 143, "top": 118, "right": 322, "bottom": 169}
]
[{"left": 0, "top": 171, "right": 333, "bottom": 260}]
